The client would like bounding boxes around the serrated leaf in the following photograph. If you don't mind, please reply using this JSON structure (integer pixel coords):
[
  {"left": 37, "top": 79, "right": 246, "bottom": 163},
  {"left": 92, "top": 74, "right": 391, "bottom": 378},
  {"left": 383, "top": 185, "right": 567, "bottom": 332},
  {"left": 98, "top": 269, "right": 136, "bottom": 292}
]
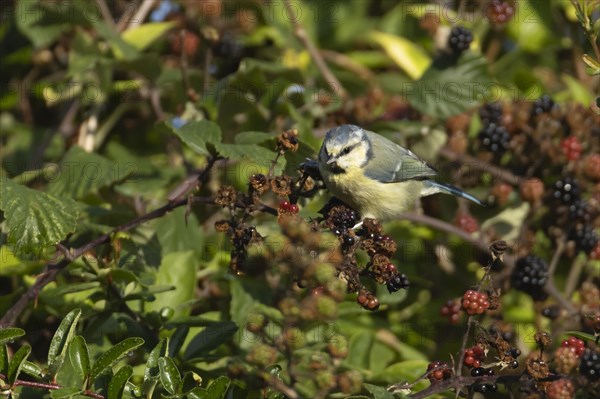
[
  {"left": 48, "top": 309, "right": 82, "bottom": 374},
  {"left": 168, "top": 120, "right": 222, "bottom": 157},
  {"left": 0, "top": 328, "right": 25, "bottom": 345},
  {"left": 0, "top": 179, "right": 78, "bottom": 252},
  {"left": 369, "top": 31, "right": 431, "bottom": 80},
  {"left": 214, "top": 143, "right": 275, "bottom": 165},
  {"left": 49, "top": 387, "right": 82, "bottom": 399},
  {"left": 144, "top": 338, "right": 168, "bottom": 382},
  {"left": 204, "top": 376, "right": 230, "bottom": 399},
  {"left": 108, "top": 365, "right": 133, "bottom": 399},
  {"left": 405, "top": 54, "right": 491, "bottom": 119},
  {"left": 89, "top": 337, "right": 144, "bottom": 380},
  {"left": 122, "top": 22, "right": 175, "bottom": 51},
  {"left": 68, "top": 335, "right": 90, "bottom": 380},
  {"left": 8, "top": 344, "right": 31, "bottom": 385},
  {"left": 158, "top": 357, "right": 181, "bottom": 395},
  {"left": 48, "top": 145, "right": 132, "bottom": 199},
  {"left": 183, "top": 322, "right": 238, "bottom": 360}
]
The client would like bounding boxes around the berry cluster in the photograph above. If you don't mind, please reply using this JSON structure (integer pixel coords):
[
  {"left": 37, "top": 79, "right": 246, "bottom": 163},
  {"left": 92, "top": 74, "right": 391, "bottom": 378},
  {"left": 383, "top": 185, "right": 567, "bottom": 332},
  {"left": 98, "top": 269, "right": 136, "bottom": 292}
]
[
  {"left": 579, "top": 349, "right": 600, "bottom": 381},
  {"left": 470, "top": 367, "right": 494, "bottom": 377},
  {"left": 561, "top": 136, "right": 582, "bottom": 161},
  {"left": 463, "top": 345, "right": 486, "bottom": 368},
  {"left": 461, "top": 290, "right": 490, "bottom": 315},
  {"left": 553, "top": 346, "right": 580, "bottom": 374},
  {"left": 448, "top": 26, "right": 473, "bottom": 54},
  {"left": 426, "top": 361, "right": 453, "bottom": 382},
  {"left": 569, "top": 225, "right": 599, "bottom": 254},
  {"left": 486, "top": 0, "right": 515, "bottom": 25},
  {"left": 478, "top": 122, "right": 510, "bottom": 156},
  {"left": 552, "top": 177, "right": 581, "bottom": 205},
  {"left": 279, "top": 201, "right": 299, "bottom": 215},
  {"left": 531, "top": 95, "right": 556, "bottom": 116},
  {"left": 546, "top": 379, "right": 575, "bottom": 399},
  {"left": 454, "top": 212, "right": 479, "bottom": 233},
  {"left": 510, "top": 255, "right": 549, "bottom": 301},
  {"left": 387, "top": 271, "right": 410, "bottom": 293},
  {"left": 561, "top": 336, "right": 586, "bottom": 357},
  {"left": 440, "top": 299, "right": 461, "bottom": 324},
  {"left": 357, "top": 290, "right": 380, "bottom": 311},
  {"left": 479, "top": 102, "right": 503, "bottom": 125},
  {"left": 472, "top": 382, "right": 497, "bottom": 393}
]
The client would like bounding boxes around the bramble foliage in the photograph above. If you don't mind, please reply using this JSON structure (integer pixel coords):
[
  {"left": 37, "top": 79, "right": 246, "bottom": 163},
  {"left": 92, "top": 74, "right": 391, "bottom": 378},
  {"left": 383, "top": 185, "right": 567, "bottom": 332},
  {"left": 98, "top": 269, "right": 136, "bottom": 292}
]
[{"left": 1, "top": 1, "right": 599, "bottom": 398}]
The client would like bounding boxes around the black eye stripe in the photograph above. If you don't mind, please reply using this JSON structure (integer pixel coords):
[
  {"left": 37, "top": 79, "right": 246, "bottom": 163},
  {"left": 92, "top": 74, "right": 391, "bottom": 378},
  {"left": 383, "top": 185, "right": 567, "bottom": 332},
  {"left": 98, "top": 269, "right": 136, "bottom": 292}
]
[{"left": 341, "top": 144, "right": 357, "bottom": 155}]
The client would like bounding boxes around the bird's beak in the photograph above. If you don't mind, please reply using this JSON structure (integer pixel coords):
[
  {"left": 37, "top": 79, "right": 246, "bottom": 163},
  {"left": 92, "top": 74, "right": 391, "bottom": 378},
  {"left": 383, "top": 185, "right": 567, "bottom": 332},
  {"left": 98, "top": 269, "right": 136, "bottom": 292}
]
[{"left": 326, "top": 157, "right": 337, "bottom": 165}]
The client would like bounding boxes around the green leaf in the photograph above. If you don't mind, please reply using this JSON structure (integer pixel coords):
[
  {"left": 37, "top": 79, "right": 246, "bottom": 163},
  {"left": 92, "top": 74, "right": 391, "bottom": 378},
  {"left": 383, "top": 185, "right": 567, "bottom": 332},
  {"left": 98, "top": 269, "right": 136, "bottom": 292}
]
[
  {"left": 481, "top": 202, "right": 530, "bottom": 243},
  {"left": 89, "top": 337, "right": 144, "bottom": 380},
  {"left": 153, "top": 207, "right": 204, "bottom": 256},
  {"left": 8, "top": 344, "right": 31, "bottom": 385},
  {"left": 506, "top": 0, "right": 553, "bottom": 53},
  {"left": 168, "top": 120, "right": 222, "bottom": 157},
  {"left": 145, "top": 251, "right": 198, "bottom": 317},
  {"left": 346, "top": 330, "right": 374, "bottom": 370},
  {"left": 369, "top": 31, "right": 431, "bottom": 80},
  {"left": 0, "top": 345, "right": 8, "bottom": 375},
  {"left": 0, "top": 328, "right": 25, "bottom": 345},
  {"left": 48, "top": 145, "right": 133, "bottom": 199},
  {"left": 48, "top": 309, "right": 82, "bottom": 374},
  {"left": 565, "top": 331, "right": 596, "bottom": 342},
  {"left": 158, "top": 357, "right": 181, "bottom": 395},
  {"left": 168, "top": 325, "right": 189, "bottom": 358},
  {"left": 406, "top": 54, "right": 491, "bottom": 119},
  {"left": 68, "top": 335, "right": 90, "bottom": 380},
  {"left": 204, "top": 376, "right": 230, "bottom": 399},
  {"left": 144, "top": 338, "right": 168, "bottom": 382},
  {"left": 122, "top": 22, "right": 175, "bottom": 51},
  {"left": 371, "top": 360, "right": 430, "bottom": 384},
  {"left": 108, "top": 365, "right": 133, "bottom": 399},
  {"left": 0, "top": 178, "right": 79, "bottom": 253},
  {"left": 49, "top": 387, "right": 82, "bottom": 399},
  {"left": 363, "top": 383, "right": 396, "bottom": 399},
  {"left": 214, "top": 143, "right": 275, "bottom": 165},
  {"left": 234, "top": 132, "right": 273, "bottom": 145},
  {"left": 21, "top": 360, "right": 44, "bottom": 379},
  {"left": 183, "top": 322, "right": 238, "bottom": 360}
]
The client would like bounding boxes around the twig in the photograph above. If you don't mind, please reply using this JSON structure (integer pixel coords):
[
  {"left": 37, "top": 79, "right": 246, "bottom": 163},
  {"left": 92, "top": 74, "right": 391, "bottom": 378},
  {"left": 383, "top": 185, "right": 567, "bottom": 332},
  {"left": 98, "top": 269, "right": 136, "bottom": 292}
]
[
  {"left": 0, "top": 373, "right": 104, "bottom": 399},
  {"left": 95, "top": 0, "right": 116, "bottom": 30},
  {"left": 282, "top": 0, "right": 347, "bottom": 101},
  {"left": 564, "top": 256, "right": 585, "bottom": 298},
  {"left": 263, "top": 373, "right": 299, "bottom": 399},
  {"left": 167, "top": 157, "right": 218, "bottom": 202},
  {"left": 118, "top": 0, "right": 156, "bottom": 32},
  {"left": 544, "top": 280, "right": 578, "bottom": 316},
  {"left": 319, "top": 49, "right": 377, "bottom": 84},
  {"left": 548, "top": 237, "right": 566, "bottom": 276},
  {"left": 438, "top": 147, "right": 523, "bottom": 186}
]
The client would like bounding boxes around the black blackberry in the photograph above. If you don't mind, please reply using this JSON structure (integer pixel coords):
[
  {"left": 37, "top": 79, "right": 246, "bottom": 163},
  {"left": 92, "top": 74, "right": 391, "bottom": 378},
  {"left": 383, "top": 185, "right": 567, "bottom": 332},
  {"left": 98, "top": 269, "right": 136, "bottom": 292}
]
[
  {"left": 569, "top": 225, "right": 599, "bottom": 254},
  {"left": 579, "top": 349, "right": 600, "bottom": 381},
  {"left": 569, "top": 200, "right": 593, "bottom": 223},
  {"left": 387, "top": 273, "right": 410, "bottom": 293},
  {"left": 448, "top": 26, "right": 473, "bottom": 54},
  {"left": 531, "top": 95, "right": 555, "bottom": 116},
  {"left": 471, "top": 367, "right": 485, "bottom": 377},
  {"left": 479, "top": 103, "right": 503, "bottom": 125},
  {"left": 552, "top": 177, "right": 580, "bottom": 205},
  {"left": 510, "top": 255, "right": 549, "bottom": 301},
  {"left": 214, "top": 32, "right": 244, "bottom": 59},
  {"left": 478, "top": 123, "right": 510, "bottom": 155}
]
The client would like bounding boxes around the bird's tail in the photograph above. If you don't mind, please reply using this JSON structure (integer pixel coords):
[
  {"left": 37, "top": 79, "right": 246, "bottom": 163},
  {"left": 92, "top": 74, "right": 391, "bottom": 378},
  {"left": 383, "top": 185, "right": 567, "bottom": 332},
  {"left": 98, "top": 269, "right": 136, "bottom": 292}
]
[{"left": 422, "top": 181, "right": 484, "bottom": 206}]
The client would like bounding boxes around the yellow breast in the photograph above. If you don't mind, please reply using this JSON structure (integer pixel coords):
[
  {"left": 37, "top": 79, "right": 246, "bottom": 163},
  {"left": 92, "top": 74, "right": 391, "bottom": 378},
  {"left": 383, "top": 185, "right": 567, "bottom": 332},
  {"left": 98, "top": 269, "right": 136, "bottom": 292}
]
[{"left": 321, "top": 166, "right": 422, "bottom": 220}]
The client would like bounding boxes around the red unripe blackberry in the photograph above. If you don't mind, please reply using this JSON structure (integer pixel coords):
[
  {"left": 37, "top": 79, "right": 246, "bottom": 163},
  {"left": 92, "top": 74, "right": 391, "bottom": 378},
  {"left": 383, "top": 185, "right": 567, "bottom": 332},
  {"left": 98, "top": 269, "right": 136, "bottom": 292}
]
[
  {"left": 510, "top": 255, "right": 549, "bottom": 301},
  {"left": 546, "top": 378, "right": 575, "bottom": 399},
  {"left": 561, "top": 136, "right": 582, "bottom": 161},
  {"left": 454, "top": 212, "right": 479, "bottom": 233},
  {"left": 289, "top": 203, "right": 299, "bottom": 214},
  {"left": 440, "top": 299, "right": 461, "bottom": 324},
  {"left": 427, "top": 361, "right": 453, "bottom": 382},
  {"left": 464, "top": 345, "right": 486, "bottom": 368},
  {"left": 584, "top": 154, "right": 600, "bottom": 180},
  {"left": 561, "top": 336, "right": 586, "bottom": 357},
  {"left": 486, "top": 0, "right": 515, "bottom": 25},
  {"left": 279, "top": 201, "right": 291, "bottom": 211},
  {"left": 461, "top": 290, "right": 490, "bottom": 315},
  {"left": 448, "top": 26, "right": 473, "bottom": 54}
]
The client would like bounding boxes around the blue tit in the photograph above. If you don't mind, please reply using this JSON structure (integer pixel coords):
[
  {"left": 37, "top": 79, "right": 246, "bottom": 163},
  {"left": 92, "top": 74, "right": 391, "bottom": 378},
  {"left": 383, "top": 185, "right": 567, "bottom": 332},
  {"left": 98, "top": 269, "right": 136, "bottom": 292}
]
[{"left": 317, "top": 124, "right": 483, "bottom": 221}]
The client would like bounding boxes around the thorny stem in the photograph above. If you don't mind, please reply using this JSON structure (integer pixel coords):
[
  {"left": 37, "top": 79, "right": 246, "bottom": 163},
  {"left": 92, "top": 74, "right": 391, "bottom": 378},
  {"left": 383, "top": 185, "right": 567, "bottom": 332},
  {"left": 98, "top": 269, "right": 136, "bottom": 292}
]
[{"left": 0, "top": 373, "right": 105, "bottom": 399}]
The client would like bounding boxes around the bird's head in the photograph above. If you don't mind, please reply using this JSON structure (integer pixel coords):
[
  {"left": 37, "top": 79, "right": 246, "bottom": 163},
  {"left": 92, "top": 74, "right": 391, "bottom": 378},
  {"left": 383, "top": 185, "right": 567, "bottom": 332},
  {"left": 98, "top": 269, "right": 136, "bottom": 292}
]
[{"left": 319, "top": 125, "right": 372, "bottom": 173}]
